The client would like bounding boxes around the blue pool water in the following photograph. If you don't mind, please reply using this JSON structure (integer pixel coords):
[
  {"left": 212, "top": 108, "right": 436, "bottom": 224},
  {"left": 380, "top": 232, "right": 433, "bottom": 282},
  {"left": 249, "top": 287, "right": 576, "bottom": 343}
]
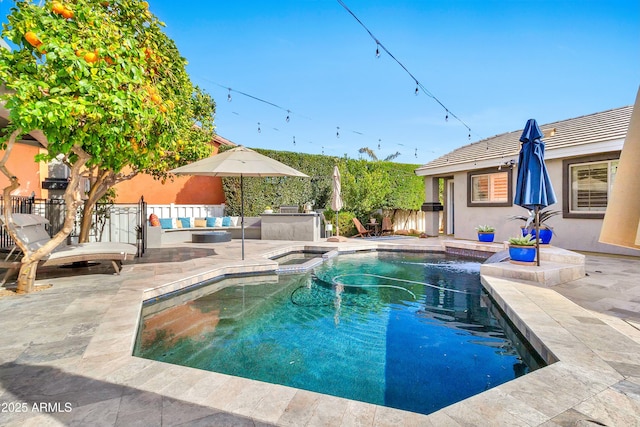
[{"left": 134, "top": 252, "right": 543, "bottom": 415}]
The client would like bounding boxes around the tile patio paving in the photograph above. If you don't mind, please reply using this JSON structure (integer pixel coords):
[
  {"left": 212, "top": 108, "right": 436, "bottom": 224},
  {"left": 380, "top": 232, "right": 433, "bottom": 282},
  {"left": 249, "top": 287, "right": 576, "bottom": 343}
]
[{"left": 0, "top": 237, "right": 638, "bottom": 426}]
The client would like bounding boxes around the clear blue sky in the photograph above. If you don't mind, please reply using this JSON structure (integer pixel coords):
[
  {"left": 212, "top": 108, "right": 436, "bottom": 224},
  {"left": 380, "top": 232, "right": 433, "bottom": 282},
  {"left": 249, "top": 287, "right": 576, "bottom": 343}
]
[{"left": 2, "top": 1, "right": 638, "bottom": 165}]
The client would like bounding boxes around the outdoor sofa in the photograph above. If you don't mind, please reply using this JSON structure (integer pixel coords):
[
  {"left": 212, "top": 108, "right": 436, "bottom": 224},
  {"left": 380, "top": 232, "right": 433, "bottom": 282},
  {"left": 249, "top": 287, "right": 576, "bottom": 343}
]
[{"left": 146, "top": 216, "right": 262, "bottom": 247}]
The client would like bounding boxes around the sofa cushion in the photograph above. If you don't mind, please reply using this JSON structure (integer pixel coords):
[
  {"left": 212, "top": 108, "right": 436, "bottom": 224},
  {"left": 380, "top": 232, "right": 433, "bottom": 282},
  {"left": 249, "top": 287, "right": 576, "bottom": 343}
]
[
  {"left": 222, "top": 216, "right": 232, "bottom": 227},
  {"left": 194, "top": 218, "right": 207, "bottom": 228},
  {"left": 159, "top": 218, "right": 175, "bottom": 229},
  {"left": 178, "top": 217, "right": 192, "bottom": 228},
  {"left": 230, "top": 216, "right": 239, "bottom": 226},
  {"left": 149, "top": 213, "right": 160, "bottom": 227}
]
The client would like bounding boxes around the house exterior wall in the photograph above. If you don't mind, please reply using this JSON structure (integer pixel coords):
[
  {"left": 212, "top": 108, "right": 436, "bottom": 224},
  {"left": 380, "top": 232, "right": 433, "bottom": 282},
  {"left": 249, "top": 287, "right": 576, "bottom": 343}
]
[
  {"left": 0, "top": 143, "right": 44, "bottom": 198},
  {"left": 447, "top": 158, "right": 640, "bottom": 257},
  {"left": 113, "top": 174, "right": 225, "bottom": 204}
]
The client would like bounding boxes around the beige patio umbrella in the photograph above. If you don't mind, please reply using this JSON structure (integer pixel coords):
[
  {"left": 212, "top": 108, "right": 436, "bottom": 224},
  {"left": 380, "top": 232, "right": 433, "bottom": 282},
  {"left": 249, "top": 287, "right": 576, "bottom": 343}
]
[
  {"left": 170, "top": 146, "right": 308, "bottom": 259},
  {"left": 328, "top": 165, "right": 348, "bottom": 242},
  {"left": 600, "top": 86, "right": 640, "bottom": 249}
]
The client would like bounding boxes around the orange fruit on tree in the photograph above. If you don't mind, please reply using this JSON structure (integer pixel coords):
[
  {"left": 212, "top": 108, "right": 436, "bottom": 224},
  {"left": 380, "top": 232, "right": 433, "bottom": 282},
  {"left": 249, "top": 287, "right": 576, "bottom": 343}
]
[
  {"left": 84, "top": 52, "right": 99, "bottom": 63},
  {"left": 150, "top": 93, "right": 161, "bottom": 104},
  {"left": 141, "top": 1, "right": 149, "bottom": 10},
  {"left": 61, "top": 7, "right": 74, "bottom": 19},
  {"left": 159, "top": 105, "right": 167, "bottom": 113},
  {"left": 24, "top": 31, "right": 42, "bottom": 47},
  {"left": 52, "top": 2, "right": 65, "bottom": 15}
]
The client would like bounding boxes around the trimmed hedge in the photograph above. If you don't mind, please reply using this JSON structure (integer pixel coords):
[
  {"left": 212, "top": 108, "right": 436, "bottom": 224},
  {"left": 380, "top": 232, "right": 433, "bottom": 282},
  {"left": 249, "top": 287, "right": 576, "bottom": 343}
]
[{"left": 221, "top": 148, "right": 424, "bottom": 224}]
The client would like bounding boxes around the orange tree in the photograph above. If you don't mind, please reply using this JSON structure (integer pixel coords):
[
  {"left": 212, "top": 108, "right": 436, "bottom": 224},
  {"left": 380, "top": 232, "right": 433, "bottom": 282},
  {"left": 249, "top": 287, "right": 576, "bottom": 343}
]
[{"left": 0, "top": 0, "right": 215, "bottom": 293}]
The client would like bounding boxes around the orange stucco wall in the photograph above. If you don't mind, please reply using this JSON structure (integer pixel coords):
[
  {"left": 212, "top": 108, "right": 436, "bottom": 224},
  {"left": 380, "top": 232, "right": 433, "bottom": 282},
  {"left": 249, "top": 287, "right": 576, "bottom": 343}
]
[
  {"left": 0, "top": 144, "right": 44, "bottom": 197},
  {"left": 113, "top": 174, "right": 225, "bottom": 204},
  {"left": 113, "top": 143, "right": 227, "bottom": 204}
]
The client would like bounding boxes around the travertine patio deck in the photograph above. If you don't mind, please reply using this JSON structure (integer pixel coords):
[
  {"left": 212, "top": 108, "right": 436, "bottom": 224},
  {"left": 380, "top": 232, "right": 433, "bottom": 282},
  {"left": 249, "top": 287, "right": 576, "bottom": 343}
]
[{"left": 0, "top": 237, "right": 638, "bottom": 426}]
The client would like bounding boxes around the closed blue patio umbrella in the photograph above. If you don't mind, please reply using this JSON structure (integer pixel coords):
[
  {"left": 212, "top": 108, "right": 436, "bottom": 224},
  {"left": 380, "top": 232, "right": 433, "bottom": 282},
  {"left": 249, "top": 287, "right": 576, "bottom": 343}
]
[{"left": 513, "top": 119, "right": 557, "bottom": 266}]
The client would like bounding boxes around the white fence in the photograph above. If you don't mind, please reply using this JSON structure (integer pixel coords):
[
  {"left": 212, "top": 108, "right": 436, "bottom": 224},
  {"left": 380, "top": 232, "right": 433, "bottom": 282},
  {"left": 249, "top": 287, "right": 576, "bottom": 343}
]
[
  {"left": 386, "top": 209, "right": 426, "bottom": 232},
  {"left": 147, "top": 204, "right": 226, "bottom": 219}
]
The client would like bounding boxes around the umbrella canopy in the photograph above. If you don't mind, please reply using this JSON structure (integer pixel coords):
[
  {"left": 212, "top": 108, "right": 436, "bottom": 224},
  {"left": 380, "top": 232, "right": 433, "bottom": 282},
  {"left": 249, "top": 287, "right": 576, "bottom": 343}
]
[
  {"left": 170, "top": 146, "right": 308, "bottom": 259},
  {"left": 330, "top": 165, "right": 343, "bottom": 236},
  {"left": 170, "top": 145, "right": 308, "bottom": 178},
  {"left": 513, "top": 119, "right": 557, "bottom": 265},
  {"left": 514, "top": 119, "right": 557, "bottom": 209}
]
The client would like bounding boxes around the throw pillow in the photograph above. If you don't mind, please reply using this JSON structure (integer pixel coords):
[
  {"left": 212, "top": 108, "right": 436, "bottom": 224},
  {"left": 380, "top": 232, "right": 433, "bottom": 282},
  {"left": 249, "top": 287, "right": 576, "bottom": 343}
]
[
  {"left": 222, "top": 216, "right": 232, "bottom": 227},
  {"left": 230, "top": 216, "right": 239, "bottom": 226},
  {"left": 159, "top": 218, "right": 174, "bottom": 229},
  {"left": 205, "top": 217, "right": 217, "bottom": 227},
  {"left": 194, "top": 219, "right": 207, "bottom": 227},
  {"left": 149, "top": 213, "right": 160, "bottom": 227},
  {"left": 178, "top": 217, "right": 191, "bottom": 228}
]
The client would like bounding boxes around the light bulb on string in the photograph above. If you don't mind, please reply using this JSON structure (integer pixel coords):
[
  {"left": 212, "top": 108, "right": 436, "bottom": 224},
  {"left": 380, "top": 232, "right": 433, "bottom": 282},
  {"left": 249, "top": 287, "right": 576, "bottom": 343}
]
[
  {"left": 378, "top": 139, "right": 381, "bottom": 150},
  {"left": 375, "top": 43, "right": 380, "bottom": 58},
  {"left": 468, "top": 131, "right": 471, "bottom": 140},
  {"left": 286, "top": 110, "right": 290, "bottom": 123},
  {"left": 257, "top": 122, "right": 261, "bottom": 133},
  {"left": 414, "top": 148, "right": 418, "bottom": 158},
  {"left": 415, "top": 81, "right": 419, "bottom": 96},
  {"left": 322, "top": 146, "right": 325, "bottom": 155},
  {"left": 445, "top": 111, "right": 449, "bottom": 122},
  {"left": 293, "top": 136, "right": 296, "bottom": 146},
  {"left": 336, "top": 126, "right": 340, "bottom": 138},
  {"left": 227, "top": 88, "right": 232, "bottom": 102}
]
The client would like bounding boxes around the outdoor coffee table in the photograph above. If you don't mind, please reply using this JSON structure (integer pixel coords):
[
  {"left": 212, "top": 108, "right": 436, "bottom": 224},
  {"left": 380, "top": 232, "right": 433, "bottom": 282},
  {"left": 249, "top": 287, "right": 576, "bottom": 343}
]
[{"left": 191, "top": 231, "right": 232, "bottom": 243}]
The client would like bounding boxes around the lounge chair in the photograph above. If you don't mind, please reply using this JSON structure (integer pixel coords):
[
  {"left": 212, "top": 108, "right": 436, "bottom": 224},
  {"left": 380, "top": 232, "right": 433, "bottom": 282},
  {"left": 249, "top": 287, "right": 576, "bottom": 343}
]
[
  {"left": 0, "top": 213, "right": 137, "bottom": 283},
  {"left": 352, "top": 217, "right": 372, "bottom": 238},
  {"left": 381, "top": 217, "right": 394, "bottom": 235}
]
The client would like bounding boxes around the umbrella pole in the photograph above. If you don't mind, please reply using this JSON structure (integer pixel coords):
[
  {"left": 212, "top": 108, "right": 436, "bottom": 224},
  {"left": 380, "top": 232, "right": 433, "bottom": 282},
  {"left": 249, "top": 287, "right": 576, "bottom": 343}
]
[
  {"left": 241, "top": 174, "right": 245, "bottom": 260},
  {"left": 535, "top": 206, "right": 540, "bottom": 266},
  {"left": 336, "top": 210, "right": 339, "bottom": 237}
]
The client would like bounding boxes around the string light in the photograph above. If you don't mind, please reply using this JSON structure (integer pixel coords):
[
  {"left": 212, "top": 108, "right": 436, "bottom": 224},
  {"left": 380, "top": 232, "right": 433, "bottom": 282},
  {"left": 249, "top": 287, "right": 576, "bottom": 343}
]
[
  {"left": 414, "top": 148, "right": 418, "bottom": 158},
  {"left": 336, "top": 126, "right": 340, "bottom": 138},
  {"left": 337, "top": 0, "right": 478, "bottom": 141},
  {"left": 375, "top": 42, "right": 380, "bottom": 58},
  {"left": 378, "top": 139, "right": 381, "bottom": 150},
  {"left": 293, "top": 136, "right": 296, "bottom": 146},
  {"left": 445, "top": 111, "right": 449, "bottom": 122},
  {"left": 286, "top": 110, "right": 290, "bottom": 122},
  {"left": 227, "top": 88, "right": 232, "bottom": 102},
  {"left": 257, "top": 122, "right": 261, "bottom": 133}
]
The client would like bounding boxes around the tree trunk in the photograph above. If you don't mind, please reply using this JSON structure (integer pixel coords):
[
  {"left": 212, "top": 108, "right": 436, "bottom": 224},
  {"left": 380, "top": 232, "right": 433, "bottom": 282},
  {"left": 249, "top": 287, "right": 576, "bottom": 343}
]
[
  {"left": 78, "top": 169, "right": 112, "bottom": 243},
  {"left": 16, "top": 258, "right": 38, "bottom": 294}
]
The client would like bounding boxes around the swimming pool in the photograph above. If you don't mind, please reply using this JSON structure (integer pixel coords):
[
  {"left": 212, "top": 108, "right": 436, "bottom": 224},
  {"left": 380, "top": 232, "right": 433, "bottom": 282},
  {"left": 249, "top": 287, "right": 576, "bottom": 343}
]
[{"left": 134, "top": 251, "right": 543, "bottom": 415}]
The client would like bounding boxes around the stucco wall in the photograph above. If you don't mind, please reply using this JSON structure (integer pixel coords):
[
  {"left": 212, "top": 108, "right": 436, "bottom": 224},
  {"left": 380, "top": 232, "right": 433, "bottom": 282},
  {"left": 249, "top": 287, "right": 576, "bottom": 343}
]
[
  {"left": 113, "top": 174, "right": 225, "bottom": 204},
  {"left": 0, "top": 143, "right": 43, "bottom": 198},
  {"left": 449, "top": 158, "right": 640, "bottom": 257}
]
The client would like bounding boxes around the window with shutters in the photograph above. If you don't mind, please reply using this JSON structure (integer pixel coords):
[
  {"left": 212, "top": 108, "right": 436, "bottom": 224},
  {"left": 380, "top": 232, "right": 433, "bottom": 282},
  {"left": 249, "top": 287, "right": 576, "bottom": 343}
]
[
  {"left": 569, "top": 160, "right": 618, "bottom": 213},
  {"left": 467, "top": 169, "right": 512, "bottom": 207},
  {"left": 563, "top": 152, "right": 620, "bottom": 219}
]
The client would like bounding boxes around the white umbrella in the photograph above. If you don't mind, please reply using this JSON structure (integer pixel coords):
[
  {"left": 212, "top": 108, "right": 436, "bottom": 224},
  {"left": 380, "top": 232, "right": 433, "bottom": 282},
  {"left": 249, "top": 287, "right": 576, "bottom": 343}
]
[
  {"left": 330, "top": 165, "right": 343, "bottom": 237},
  {"left": 170, "top": 146, "right": 308, "bottom": 259}
]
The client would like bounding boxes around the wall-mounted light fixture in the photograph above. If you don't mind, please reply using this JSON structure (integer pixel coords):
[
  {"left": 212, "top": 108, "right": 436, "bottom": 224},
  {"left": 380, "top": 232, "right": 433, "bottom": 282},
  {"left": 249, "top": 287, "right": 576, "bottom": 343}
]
[{"left": 498, "top": 159, "right": 516, "bottom": 171}]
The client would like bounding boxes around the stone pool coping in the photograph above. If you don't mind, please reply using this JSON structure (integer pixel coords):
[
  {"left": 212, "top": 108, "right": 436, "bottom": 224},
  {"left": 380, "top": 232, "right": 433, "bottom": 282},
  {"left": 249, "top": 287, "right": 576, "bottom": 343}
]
[{"left": 4, "top": 238, "right": 638, "bottom": 425}]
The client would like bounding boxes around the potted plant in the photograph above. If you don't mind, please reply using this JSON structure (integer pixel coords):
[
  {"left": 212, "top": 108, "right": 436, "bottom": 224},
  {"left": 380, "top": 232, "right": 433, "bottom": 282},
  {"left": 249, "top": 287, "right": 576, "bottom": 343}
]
[
  {"left": 509, "top": 208, "right": 560, "bottom": 244},
  {"left": 475, "top": 225, "right": 496, "bottom": 242},
  {"left": 508, "top": 234, "right": 537, "bottom": 264},
  {"left": 264, "top": 206, "right": 273, "bottom": 214}
]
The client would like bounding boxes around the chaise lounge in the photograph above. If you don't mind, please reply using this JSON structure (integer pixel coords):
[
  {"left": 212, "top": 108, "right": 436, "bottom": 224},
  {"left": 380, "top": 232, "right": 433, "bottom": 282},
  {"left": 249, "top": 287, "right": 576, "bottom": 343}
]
[{"left": 1, "top": 213, "right": 137, "bottom": 283}]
